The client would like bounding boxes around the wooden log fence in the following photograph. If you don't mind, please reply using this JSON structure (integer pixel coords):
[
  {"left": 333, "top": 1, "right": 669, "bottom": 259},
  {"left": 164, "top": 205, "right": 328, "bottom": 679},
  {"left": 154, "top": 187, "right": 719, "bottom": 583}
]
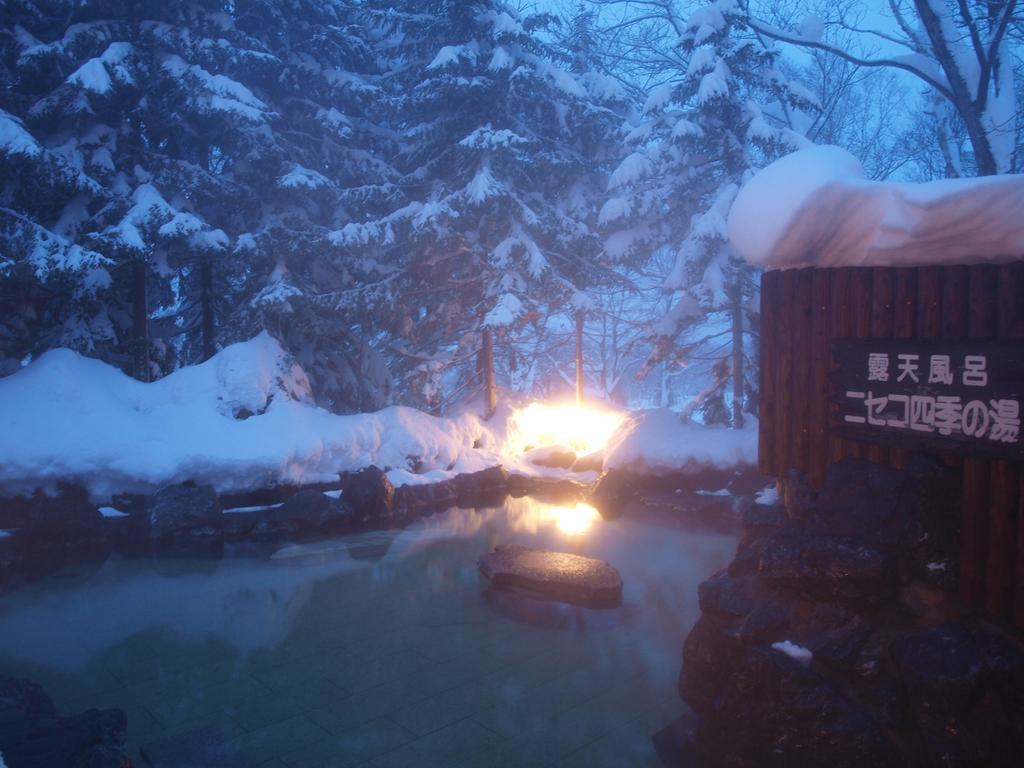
[{"left": 759, "top": 262, "right": 1024, "bottom": 630}]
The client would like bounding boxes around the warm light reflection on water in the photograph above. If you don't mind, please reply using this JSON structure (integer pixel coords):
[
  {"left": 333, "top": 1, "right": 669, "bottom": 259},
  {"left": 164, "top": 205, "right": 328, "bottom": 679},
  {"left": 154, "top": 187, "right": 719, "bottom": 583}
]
[
  {"left": 506, "top": 401, "right": 625, "bottom": 456},
  {"left": 421, "top": 497, "right": 601, "bottom": 540},
  {"left": 547, "top": 501, "right": 599, "bottom": 535}
]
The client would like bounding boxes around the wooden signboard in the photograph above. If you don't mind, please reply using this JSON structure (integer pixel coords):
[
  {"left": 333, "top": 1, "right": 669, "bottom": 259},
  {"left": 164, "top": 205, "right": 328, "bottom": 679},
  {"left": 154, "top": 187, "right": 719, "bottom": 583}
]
[{"left": 830, "top": 339, "right": 1024, "bottom": 460}]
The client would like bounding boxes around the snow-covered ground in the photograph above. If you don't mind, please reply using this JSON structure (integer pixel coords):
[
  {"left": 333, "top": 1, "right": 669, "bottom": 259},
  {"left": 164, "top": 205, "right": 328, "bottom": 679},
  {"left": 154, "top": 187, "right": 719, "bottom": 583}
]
[
  {"left": 604, "top": 409, "right": 757, "bottom": 474},
  {"left": 0, "top": 333, "right": 502, "bottom": 501},
  {"left": 0, "top": 334, "right": 757, "bottom": 503},
  {"left": 729, "top": 145, "right": 1024, "bottom": 269}
]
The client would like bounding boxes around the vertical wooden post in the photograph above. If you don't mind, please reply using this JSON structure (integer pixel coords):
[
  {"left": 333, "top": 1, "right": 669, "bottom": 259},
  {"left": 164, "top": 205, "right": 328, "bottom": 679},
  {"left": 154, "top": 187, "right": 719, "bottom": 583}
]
[
  {"left": 1016, "top": 471, "right": 1024, "bottom": 630},
  {"left": 758, "top": 271, "right": 778, "bottom": 476},
  {"left": 481, "top": 326, "right": 496, "bottom": 419},
  {"left": 890, "top": 268, "right": 917, "bottom": 469},
  {"left": 791, "top": 270, "right": 813, "bottom": 478},
  {"left": 960, "top": 265, "right": 993, "bottom": 610},
  {"left": 774, "top": 271, "right": 796, "bottom": 474},
  {"left": 868, "top": 268, "right": 894, "bottom": 466},
  {"left": 988, "top": 262, "right": 1022, "bottom": 622},
  {"left": 132, "top": 258, "right": 150, "bottom": 382},
  {"left": 731, "top": 281, "right": 745, "bottom": 429},
  {"left": 809, "top": 270, "right": 830, "bottom": 487},
  {"left": 848, "top": 268, "right": 873, "bottom": 459},
  {"left": 575, "top": 310, "right": 584, "bottom": 407},
  {"left": 828, "top": 268, "right": 852, "bottom": 465},
  {"left": 999, "top": 262, "right": 1024, "bottom": 630}
]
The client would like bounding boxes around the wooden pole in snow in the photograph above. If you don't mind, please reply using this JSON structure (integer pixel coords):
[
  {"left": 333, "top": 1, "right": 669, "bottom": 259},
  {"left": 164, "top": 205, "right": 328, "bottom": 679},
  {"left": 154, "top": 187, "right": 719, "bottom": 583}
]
[
  {"left": 575, "top": 311, "right": 584, "bottom": 407},
  {"left": 482, "top": 326, "right": 497, "bottom": 419}
]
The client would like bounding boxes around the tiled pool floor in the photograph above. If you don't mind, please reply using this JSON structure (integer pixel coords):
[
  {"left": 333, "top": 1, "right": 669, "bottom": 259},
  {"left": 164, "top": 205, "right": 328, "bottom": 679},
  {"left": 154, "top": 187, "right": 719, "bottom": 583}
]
[{"left": 0, "top": 500, "right": 737, "bottom": 767}]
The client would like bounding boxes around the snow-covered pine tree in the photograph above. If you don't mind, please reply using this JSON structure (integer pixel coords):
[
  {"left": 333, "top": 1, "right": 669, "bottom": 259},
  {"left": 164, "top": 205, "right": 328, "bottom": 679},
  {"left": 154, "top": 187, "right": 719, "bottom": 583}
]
[
  {"left": 0, "top": 0, "right": 262, "bottom": 378},
  {"left": 361, "top": 0, "right": 625, "bottom": 411},
  {"left": 230, "top": 0, "right": 400, "bottom": 412},
  {"left": 603, "top": 0, "right": 816, "bottom": 425},
  {"left": 2, "top": 1, "right": 398, "bottom": 408}
]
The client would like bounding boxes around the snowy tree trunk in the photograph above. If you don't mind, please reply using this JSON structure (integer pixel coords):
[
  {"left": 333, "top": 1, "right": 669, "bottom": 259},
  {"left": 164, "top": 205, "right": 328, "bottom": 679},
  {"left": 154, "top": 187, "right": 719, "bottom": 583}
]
[
  {"left": 132, "top": 259, "right": 150, "bottom": 382},
  {"left": 575, "top": 311, "right": 585, "bottom": 406},
  {"left": 200, "top": 256, "right": 215, "bottom": 362},
  {"left": 731, "top": 282, "right": 745, "bottom": 428},
  {"left": 481, "top": 327, "right": 497, "bottom": 419},
  {"left": 912, "top": 0, "right": 1000, "bottom": 176}
]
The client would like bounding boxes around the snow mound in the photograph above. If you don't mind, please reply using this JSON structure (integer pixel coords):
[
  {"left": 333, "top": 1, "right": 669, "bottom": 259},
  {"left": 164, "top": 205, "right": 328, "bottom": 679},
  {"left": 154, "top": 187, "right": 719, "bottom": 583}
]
[
  {"left": 0, "top": 333, "right": 499, "bottom": 501},
  {"left": 729, "top": 145, "right": 1024, "bottom": 269},
  {"left": 603, "top": 409, "right": 757, "bottom": 474}
]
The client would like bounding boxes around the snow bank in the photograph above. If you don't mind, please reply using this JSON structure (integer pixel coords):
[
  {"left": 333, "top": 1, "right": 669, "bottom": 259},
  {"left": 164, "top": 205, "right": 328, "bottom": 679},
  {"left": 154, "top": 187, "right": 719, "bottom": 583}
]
[
  {"left": 0, "top": 333, "right": 501, "bottom": 501},
  {"left": 729, "top": 145, "right": 1024, "bottom": 269},
  {"left": 602, "top": 409, "right": 757, "bottom": 474}
]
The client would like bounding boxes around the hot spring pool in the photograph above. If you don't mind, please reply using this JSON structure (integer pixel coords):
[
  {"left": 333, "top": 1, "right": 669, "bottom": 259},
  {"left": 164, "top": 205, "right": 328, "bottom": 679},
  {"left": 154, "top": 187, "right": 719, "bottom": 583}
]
[{"left": 0, "top": 498, "right": 737, "bottom": 767}]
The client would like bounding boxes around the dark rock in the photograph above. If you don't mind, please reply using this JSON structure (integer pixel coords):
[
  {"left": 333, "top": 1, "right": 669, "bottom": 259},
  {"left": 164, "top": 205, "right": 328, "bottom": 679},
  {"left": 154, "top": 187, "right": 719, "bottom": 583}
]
[
  {"left": 0, "top": 674, "right": 132, "bottom": 768},
  {"left": 680, "top": 615, "right": 744, "bottom": 714},
  {"left": 892, "top": 621, "right": 1024, "bottom": 766},
  {"left": 394, "top": 479, "right": 458, "bottom": 513},
  {"left": 758, "top": 529, "right": 895, "bottom": 610},
  {"left": 736, "top": 601, "right": 791, "bottom": 643},
  {"left": 684, "top": 639, "right": 901, "bottom": 768},
  {"left": 274, "top": 489, "right": 352, "bottom": 529},
  {"left": 727, "top": 466, "right": 770, "bottom": 497},
  {"left": 727, "top": 535, "right": 766, "bottom": 577},
  {"left": 698, "top": 571, "right": 757, "bottom": 620},
  {"left": 338, "top": 466, "right": 394, "bottom": 519},
  {"left": 147, "top": 483, "right": 221, "bottom": 539},
  {"left": 814, "top": 622, "right": 874, "bottom": 677},
  {"left": 455, "top": 465, "right": 508, "bottom": 506},
  {"left": 218, "top": 482, "right": 342, "bottom": 512},
  {"left": 810, "top": 456, "right": 961, "bottom": 582},
  {"left": 523, "top": 445, "right": 577, "bottom": 470},
  {"left": 740, "top": 498, "right": 787, "bottom": 532},
  {"left": 779, "top": 468, "right": 814, "bottom": 521},
  {"left": 478, "top": 544, "right": 623, "bottom": 608},
  {"left": 240, "top": 490, "right": 354, "bottom": 539},
  {"left": 1, "top": 485, "right": 102, "bottom": 540}
]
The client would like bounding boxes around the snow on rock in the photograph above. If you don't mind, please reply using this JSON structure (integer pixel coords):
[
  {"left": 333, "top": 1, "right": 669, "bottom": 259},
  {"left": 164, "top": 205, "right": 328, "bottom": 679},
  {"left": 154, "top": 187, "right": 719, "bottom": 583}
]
[
  {"left": 754, "top": 484, "right": 779, "bottom": 506},
  {"left": 603, "top": 409, "right": 757, "bottom": 474},
  {"left": 771, "top": 640, "right": 813, "bottom": 666},
  {"left": 729, "top": 145, "right": 1024, "bottom": 269},
  {"left": 0, "top": 333, "right": 500, "bottom": 501}
]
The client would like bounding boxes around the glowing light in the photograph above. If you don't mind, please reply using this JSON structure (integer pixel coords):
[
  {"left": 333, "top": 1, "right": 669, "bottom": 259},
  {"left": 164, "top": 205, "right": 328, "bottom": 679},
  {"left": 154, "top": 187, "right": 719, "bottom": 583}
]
[
  {"left": 551, "top": 502, "right": 600, "bottom": 535},
  {"left": 507, "top": 402, "right": 625, "bottom": 457}
]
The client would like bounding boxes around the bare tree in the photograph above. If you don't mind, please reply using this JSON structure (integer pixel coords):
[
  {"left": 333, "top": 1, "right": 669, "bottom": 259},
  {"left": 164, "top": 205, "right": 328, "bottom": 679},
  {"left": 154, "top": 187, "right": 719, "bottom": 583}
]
[{"left": 743, "top": 0, "right": 1020, "bottom": 176}]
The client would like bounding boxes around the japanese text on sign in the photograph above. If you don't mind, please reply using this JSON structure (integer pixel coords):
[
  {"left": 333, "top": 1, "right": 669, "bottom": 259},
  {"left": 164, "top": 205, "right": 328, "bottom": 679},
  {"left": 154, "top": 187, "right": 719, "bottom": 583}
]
[{"left": 831, "top": 341, "right": 1024, "bottom": 460}]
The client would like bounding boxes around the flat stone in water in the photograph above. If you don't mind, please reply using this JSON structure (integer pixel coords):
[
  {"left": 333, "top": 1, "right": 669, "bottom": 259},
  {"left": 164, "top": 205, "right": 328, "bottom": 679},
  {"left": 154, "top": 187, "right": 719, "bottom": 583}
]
[{"left": 479, "top": 544, "right": 623, "bottom": 608}]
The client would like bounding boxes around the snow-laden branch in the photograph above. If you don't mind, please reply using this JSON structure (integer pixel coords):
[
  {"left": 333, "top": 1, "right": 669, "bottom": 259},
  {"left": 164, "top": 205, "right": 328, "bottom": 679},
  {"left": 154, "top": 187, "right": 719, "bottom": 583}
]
[{"left": 744, "top": 16, "right": 954, "bottom": 101}]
